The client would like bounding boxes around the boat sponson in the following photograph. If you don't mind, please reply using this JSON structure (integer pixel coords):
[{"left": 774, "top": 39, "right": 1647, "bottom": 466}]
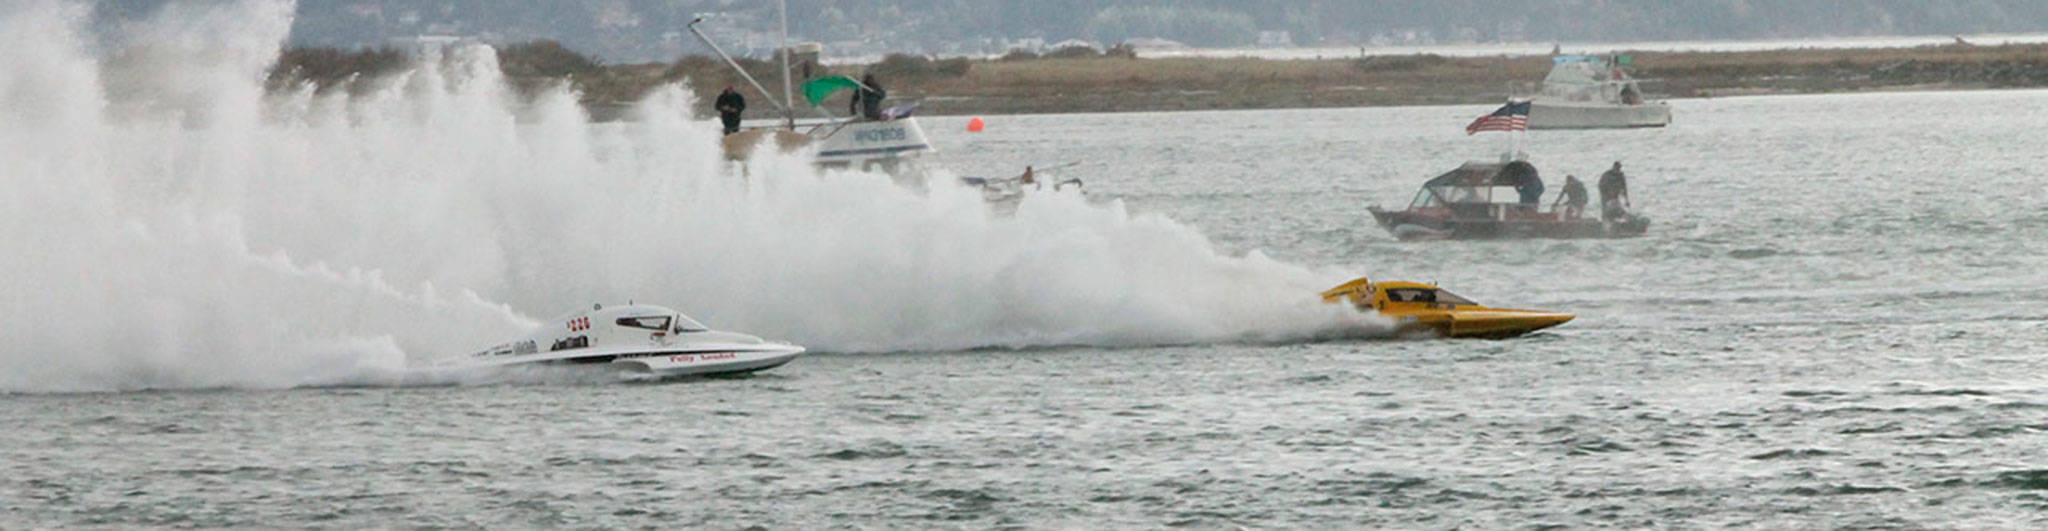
[{"left": 1440, "top": 309, "right": 1575, "bottom": 339}]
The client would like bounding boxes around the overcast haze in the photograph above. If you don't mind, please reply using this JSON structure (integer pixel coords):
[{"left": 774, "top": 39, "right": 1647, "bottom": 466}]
[{"left": 92, "top": 1, "right": 2048, "bottom": 62}]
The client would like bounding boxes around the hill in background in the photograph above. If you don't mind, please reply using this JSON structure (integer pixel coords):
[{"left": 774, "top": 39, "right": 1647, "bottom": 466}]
[{"left": 91, "top": 1, "right": 2048, "bottom": 62}]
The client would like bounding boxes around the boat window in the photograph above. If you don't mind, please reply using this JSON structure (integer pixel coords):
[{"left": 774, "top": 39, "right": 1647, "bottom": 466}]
[
  {"left": 1433, "top": 289, "right": 1479, "bottom": 306},
  {"left": 1384, "top": 288, "right": 1479, "bottom": 305},
  {"left": 673, "top": 314, "right": 708, "bottom": 333},
  {"left": 1411, "top": 189, "right": 1438, "bottom": 208},
  {"left": 1432, "top": 186, "right": 1499, "bottom": 204},
  {"left": 1384, "top": 288, "right": 1437, "bottom": 303},
  {"left": 616, "top": 315, "right": 672, "bottom": 331}
]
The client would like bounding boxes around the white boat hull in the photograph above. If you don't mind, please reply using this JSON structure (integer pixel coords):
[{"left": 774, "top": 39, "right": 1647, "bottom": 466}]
[
  {"left": 1527, "top": 101, "right": 1671, "bottom": 130},
  {"left": 454, "top": 343, "right": 805, "bottom": 377},
  {"left": 813, "top": 119, "right": 933, "bottom": 165},
  {"left": 605, "top": 346, "right": 805, "bottom": 376}
]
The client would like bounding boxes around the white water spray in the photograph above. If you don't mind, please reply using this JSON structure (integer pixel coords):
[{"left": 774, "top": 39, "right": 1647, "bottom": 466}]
[{"left": 0, "top": 1, "right": 1368, "bottom": 393}]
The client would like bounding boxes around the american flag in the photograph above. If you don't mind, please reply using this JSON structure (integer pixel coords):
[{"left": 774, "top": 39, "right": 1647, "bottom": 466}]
[{"left": 1465, "top": 100, "right": 1531, "bottom": 135}]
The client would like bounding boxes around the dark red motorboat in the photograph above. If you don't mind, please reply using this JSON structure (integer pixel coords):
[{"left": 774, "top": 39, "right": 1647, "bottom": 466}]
[{"left": 1367, "top": 160, "right": 1648, "bottom": 240}]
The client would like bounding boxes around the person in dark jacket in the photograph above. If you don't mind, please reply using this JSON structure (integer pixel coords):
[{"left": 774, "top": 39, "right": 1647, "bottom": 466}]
[
  {"left": 850, "top": 74, "right": 886, "bottom": 120},
  {"left": 715, "top": 86, "right": 746, "bottom": 135},
  {"left": 1554, "top": 175, "right": 1588, "bottom": 219},
  {"left": 1598, "top": 161, "right": 1630, "bottom": 220},
  {"left": 1505, "top": 160, "right": 1543, "bottom": 209}
]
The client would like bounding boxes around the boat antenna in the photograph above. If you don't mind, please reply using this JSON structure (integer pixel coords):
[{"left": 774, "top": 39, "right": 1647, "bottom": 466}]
[
  {"left": 686, "top": 17, "right": 792, "bottom": 123},
  {"left": 777, "top": 0, "right": 796, "bottom": 130},
  {"left": 1506, "top": 81, "right": 1523, "bottom": 161}
]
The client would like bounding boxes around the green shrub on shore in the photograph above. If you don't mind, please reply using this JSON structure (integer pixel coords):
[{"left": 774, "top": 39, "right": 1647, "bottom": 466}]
[
  {"left": 498, "top": 40, "right": 603, "bottom": 78},
  {"left": 1352, "top": 54, "right": 1450, "bottom": 72},
  {"left": 868, "top": 53, "right": 972, "bottom": 79},
  {"left": 267, "top": 46, "right": 407, "bottom": 93},
  {"left": 1042, "top": 45, "right": 1101, "bottom": 59}
]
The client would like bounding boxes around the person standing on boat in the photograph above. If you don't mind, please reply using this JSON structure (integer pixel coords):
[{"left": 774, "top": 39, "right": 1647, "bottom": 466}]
[
  {"left": 1599, "top": 161, "right": 1630, "bottom": 220},
  {"left": 1506, "top": 160, "right": 1543, "bottom": 210},
  {"left": 851, "top": 73, "right": 886, "bottom": 120},
  {"left": 1556, "top": 175, "right": 1588, "bottom": 219},
  {"left": 715, "top": 86, "right": 746, "bottom": 135}
]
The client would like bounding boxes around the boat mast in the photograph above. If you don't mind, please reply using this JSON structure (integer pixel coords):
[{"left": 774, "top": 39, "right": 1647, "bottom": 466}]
[
  {"left": 1505, "top": 81, "right": 1523, "bottom": 161},
  {"left": 778, "top": 0, "right": 795, "bottom": 130},
  {"left": 686, "top": 18, "right": 791, "bottom": 120}
]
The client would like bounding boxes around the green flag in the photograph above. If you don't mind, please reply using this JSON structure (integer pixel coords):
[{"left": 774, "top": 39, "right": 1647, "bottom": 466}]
[{"left": 802, "top": 76, "right": 861, "bottom": 106}]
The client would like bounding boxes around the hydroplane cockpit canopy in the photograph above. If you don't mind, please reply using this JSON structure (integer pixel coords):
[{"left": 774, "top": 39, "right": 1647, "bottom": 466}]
[{"left": 1382, "top": 287, "right": 1478, "bottom": 306}]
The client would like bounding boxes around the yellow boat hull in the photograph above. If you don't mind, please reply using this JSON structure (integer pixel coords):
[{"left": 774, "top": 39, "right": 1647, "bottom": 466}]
[{"left": 1397, "top": 309, "right": 1575, "bottom": 339}]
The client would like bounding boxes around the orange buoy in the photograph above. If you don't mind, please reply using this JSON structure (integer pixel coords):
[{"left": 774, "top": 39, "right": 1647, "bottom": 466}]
[{"left": 966, "top": 117, "right": 985, "bottom": 132}]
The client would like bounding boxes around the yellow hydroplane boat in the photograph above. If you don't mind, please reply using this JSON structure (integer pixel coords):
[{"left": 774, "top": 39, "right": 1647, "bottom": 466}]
[{"left": 1321, "top": 276, "right": 1574, "bottom": 339}]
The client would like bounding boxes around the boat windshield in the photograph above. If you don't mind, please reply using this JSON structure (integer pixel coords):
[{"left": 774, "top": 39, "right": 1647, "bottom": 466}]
[
  {"left": 1410, "top": 188, "right": 1439, "bottom": 208},
  {"left": 673, "top": 313, "right": 709, "bottom": 333},
  {"left": 1433, "top": 289, "right": 1478, "bottom": 306},
  {"left": 617, "top": 315, "right": 673, "bottom": 331},
  {"left": 1384, "top": 288, "right": 1479, "bottom": 306}
]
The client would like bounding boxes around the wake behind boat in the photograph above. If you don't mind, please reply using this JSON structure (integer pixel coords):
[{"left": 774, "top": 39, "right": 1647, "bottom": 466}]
[{"left": 453, "top": 303, "right": 804, "bottom": 377}]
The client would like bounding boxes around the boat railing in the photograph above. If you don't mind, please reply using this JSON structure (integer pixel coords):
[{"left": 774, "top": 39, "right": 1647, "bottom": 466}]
[{"left": 808, "top": 119, "right": 850, "bottom": 138}]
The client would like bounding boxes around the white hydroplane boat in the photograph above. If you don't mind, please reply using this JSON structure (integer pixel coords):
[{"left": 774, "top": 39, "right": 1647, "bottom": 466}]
[{"left": 459, "top": 303, "right": 804, "bottom": 376}]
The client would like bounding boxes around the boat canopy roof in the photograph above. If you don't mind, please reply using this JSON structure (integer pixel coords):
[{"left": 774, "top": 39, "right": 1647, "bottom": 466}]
[
  {"left": 1411, "top": 161, "right": 1539, "bottom": 206},
  {"left": 1422, "top": 161, "right": 1536, "bottom": 188}
]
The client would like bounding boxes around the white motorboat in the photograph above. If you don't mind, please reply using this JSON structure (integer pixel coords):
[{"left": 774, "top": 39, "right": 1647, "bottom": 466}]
[
  {"left": 959, "top": 166, "right": 1086, "bottom": 214},
  {"left": 1526, "top": 54, "right": 1671, "bottom": 130},
  {"left": 690, "top": 15, "right": 1038, "bottom": 203},
  {"left": 689, "top": 16, "right": 940, "bottom": 185},
  {"left": 458, "top": 303, "right": 804, "bottom": 376}
]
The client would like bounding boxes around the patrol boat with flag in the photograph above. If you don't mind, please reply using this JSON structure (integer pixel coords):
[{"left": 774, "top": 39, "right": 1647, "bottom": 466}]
[{"left": 1367, "top": 159, "right": 1649, "bottom": 240}]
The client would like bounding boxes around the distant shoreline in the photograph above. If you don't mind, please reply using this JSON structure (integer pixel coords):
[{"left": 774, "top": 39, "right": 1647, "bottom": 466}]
[
  {"left": 869, "top": 42, "right": 2048, "bottom": 116},
  {"left": 1124, "top": 32, "right": 2048, "bottom": 61},
  {"left": 272, "top": 41, "right": 2048, "bottom": 118}
]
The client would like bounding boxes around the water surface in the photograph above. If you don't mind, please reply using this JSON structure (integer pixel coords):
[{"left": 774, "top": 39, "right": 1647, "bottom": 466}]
[{"left": 10, "top": 90, "right": 2048, "bottom": 528}]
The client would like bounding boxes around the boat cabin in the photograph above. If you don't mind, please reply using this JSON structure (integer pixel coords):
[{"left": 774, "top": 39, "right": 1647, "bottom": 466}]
[
  {"left": 1321, "top": 278, "right": 1480, "bottom": 312},
  {"left": 474, "top": 304, "right": 713, "bottom": 359},
  {"left": 1359, "top": 281, "right": 1479, "bottom": 312},
  {"left": 1399, "top": 161, "right": 1550, "bottom": 219},
  {"left": 1540, "top": 54, "right": 1648, "bottom": 105}
]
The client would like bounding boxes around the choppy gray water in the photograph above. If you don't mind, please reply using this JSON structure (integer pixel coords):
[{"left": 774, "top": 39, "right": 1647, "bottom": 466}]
[{"left": 9, "top": 91, "right": 2048, "bottom": 528}]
